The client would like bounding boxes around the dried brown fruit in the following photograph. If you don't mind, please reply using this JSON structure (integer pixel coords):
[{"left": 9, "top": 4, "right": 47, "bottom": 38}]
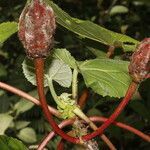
[
  {"left": 129, "top": 38, "right": 150, "bottom": 83},
  {"left": 18, "top": 0, "right": 56, "bottom": 59}
]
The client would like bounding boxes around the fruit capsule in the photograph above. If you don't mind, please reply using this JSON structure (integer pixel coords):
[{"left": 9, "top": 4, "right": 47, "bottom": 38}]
[
  {"left": 129, "top": 38, "right": 150, "bottom": 83},
  {"left": 18, "top": 0, "right": 56, "bottom": 59}
]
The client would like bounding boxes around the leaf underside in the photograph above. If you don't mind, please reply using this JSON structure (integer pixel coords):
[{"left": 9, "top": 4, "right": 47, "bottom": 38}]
[{"left": 22, "top": 57, "right": 72, "bottom": 88}]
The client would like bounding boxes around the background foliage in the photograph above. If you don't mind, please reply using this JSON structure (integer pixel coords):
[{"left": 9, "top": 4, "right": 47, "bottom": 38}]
[{"left": 0, "top": 0, "right": 150, "bottom": 149}]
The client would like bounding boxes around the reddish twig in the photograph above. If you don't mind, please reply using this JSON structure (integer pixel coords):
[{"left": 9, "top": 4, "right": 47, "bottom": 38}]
[
  {"left": 0, "top": 81, "right": 60, "bottom": 117},
  {"left": 0, "top": 80, "right": 115, "bottom": 149},
  {"left": 78, "top": 90, "right": 116, "bottom": 150},
  {"left": 1, "top": 79, "right": 149, "bottom": 148},
  {"left": 38, "top": 116, "right": 150, "bottom": 150},
  {"left": 37, "top": 119, "right": 75, "bottom": 150},
  {"left": 35, "top": 58, "right": 116, "bottom": 149},
  {"left": 79, "top": 90, "right": 113, "bottom": 148},
  {"left": 57, "top": 139, "right": 64, "bottom": 150},
  {"left": 78, "top": 89, "right": 89, "bottom": 109},
  {"left": 90, "top": 116, "right": 150, "bottom": 142},
  {"left": 106, "top": 45, "right": 115, "bottom": 58},
  {"left": 57, "top": 130, "right": 76, "bottom": 150},
  {"left": 36, "top": 81, "right": 138, "bottom": 145},
  {"left": 34, "top": 58, "right": 80, "bottom": 144},
  {"left": 83, "top": 82, "right": 138, "bottom": 140}
]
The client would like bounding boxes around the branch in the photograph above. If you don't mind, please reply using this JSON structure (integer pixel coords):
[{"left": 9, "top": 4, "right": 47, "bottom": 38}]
[
  {"left": 34, "top": 58, "right": 80, "bottom": 144},
  {"left": 47, "top": 74, "right": 116, "bottom": 149},
  {"left": 0, "top": 80, "right": 116, "bottom": 149},
  {"left": 0, "top": 81, "right": 60, "bottom": 117},
  {"left": 37, "top": 116, "right": 150, "bottom": 150},
  {"left": 78, "top": 89, "right": 89, "bottom": 109},
  {"left": 73, "top": 107, "right": 116, "bottom": 150},
  {"left": 83, "top": 82, "right": 138, "bottom": 140},
  {"left": 1, "top": 80, "right": 149, "bottom": 148}
]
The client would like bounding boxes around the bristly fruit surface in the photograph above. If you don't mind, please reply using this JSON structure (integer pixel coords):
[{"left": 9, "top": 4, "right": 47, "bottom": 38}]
[
  {"left": 129, "top": 38, "right": 150, "bottom": 83},
  {"left": 18, "top": 0, "right": 56, "bottom": 59}
]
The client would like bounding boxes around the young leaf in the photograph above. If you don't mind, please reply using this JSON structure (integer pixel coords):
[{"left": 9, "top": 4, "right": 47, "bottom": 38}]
[
  {"left": 0, "top": 22, "right": 18, "bottom": 44},
  {"left": 79, "top": 59, "right": 132, "bottom": 98},
  {"left": 0, "top": 135, "right": 27, "bottom": 150},
  {"left": 110, "top": 5, "right": 129, "bottom": 16},
  {"left": 46, "top": 0, "right": 139, "bottom": 51},
  {"left": 17, "top": 127, "right": 37, "bottom": 143},
  {"left": 0, "top": 114, "right": 13, "bottom": 135},
  {"left": 53, "top": 48, "right": 77, "bottom": 69},
  {"left": 22, "top": 58, "right": 72, "bottom": 88}
]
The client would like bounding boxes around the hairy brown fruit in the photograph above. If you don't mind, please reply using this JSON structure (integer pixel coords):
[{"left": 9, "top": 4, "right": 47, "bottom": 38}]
[
  {"left": 18, "top": 0, "right": 56, "bottom": 59},
  {"left": 129, "top": 38, "right": 150, "bottom": 83}
]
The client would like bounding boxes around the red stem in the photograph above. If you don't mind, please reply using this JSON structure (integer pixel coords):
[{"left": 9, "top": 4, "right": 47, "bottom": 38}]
[
  {"left": 78, "top": 89, "right": 89, "bottom": 109},
  {"left": 36, "top": 80, "right": 138, "bottom": 144},
  {"left": 34, "top": 58, "right": 79, "bottom": 144},
  {"left": 57, "top": 139, "right": 65, "bottom": 150},
  {"left": 35, "top": 58, "right": 116, "bottom": 149},
  {"left": 106, "top": 45, "right": 115, "bottom": 58},
  {"left": 83, "top": 82, "right": 138, "bottom": 140},
  {"left": 90, "top": 116, "right": 150, "bottom": 142},
  {"left": 38, "top": 116, "right": 150, "bottom": 150},
  {"left": 78, "top": 89, "right": 116, "bottom": 150},
  {"left": 37, "top": 119, "right": 75, "bottom": 150}
]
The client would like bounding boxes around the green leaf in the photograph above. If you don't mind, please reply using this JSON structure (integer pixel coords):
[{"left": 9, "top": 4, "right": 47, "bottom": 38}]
[
  {"left": 0, "top": 135, "right": 27, "bottom": 150},
  {"left": 22, "top": 57, "right": 72, "bottom": 88},
  {"left": 53, "top": 48, "right": 77, "bottom": 69},
  {"left": 110, "top": 5, "right": 129, "bottom": 16},
  {"left": 14, "top": 99, "right": 34, "bottom": 115},
  {"left": 79, "top": 59, "right": 132, "bottom": 98},
  {"left": 0, "top": 114, "right": 13, "bottom": 135},
  {"left": 17, "top": 127, "right": 37, "bottom": 143},
  {"left": 0, "top": 22, "right": 18, "bottom": 44},
  {"left": 46, "top": 0, "right": 139, "bottom": 51},
  {"left": 14, "top": 89, "right": 39, "bottom": 115},
  {"left": 15, "top": 121, "right": 30, "bottom": 130}
]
